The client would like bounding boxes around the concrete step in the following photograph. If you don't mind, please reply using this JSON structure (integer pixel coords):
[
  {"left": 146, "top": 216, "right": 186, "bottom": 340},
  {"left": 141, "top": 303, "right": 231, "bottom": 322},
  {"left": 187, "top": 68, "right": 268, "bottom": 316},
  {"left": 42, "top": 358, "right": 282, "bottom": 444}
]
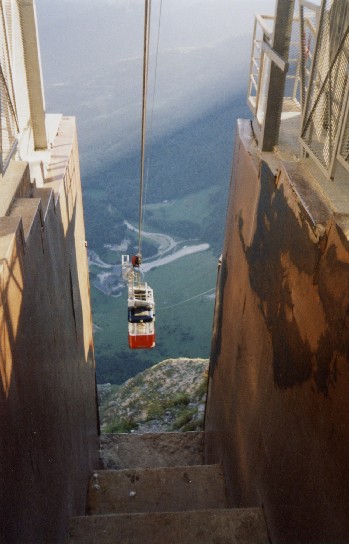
[
  {"left": 33, "top": 187, "right": 54, "bottom": 218},
  {"left": 99, "top": 431, "right": 204, "bottom": 470},
  {"left": 87, "top": 464, "right": 228, "bottom": 515},
  {"left": 0, "top": 160, "right": 30, "bottom": 217},
  {"left": 69, "top": 508, "right": 269, "bottom": 544},
  {"left": 8, "top": 198, "right": 42, "bottom": 240}
]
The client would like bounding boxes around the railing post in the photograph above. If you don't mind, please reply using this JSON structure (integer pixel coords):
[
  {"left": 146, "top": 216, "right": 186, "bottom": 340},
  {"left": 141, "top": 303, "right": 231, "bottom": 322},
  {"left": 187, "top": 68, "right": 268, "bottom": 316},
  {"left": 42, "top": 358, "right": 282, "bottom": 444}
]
[{"left": 258, "top": 0, "right": 295, "bottom": 151}]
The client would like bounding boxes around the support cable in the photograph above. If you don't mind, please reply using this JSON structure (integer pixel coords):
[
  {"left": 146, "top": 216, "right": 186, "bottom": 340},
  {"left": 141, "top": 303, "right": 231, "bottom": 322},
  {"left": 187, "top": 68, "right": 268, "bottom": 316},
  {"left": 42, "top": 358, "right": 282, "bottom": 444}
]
[
  {"left": 138, "top": 0, "right": 152, "bottom": 257},
  {"left": 143, "top": 0, "right": 163, "bottom": 234},
  {"left": 157, "top": 288, "right": 216, "bottom": 311}
]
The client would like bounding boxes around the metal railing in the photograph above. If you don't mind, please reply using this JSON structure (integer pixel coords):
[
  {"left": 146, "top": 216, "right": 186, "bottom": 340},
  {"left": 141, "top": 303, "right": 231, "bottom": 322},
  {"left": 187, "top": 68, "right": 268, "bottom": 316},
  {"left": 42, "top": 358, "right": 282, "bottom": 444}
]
[
  {"left": 247, "top": 14, "right": 274, "bottom": 125},
  {"left": 0, "top": 3, "right": 19, "bottom": 176},
  {"left": 247, "top": 13, "right": 303, "bottom": 127},
  {"left": 247, "top": 3, "right": 321, "bottom": 124},
  {"left": 246, "top": 0, "right": 349, "bottom": 180},
  {"left": 298, "top": 1, "right": 321, "bottom": 110},
  {"left": 301, "top": 0, "right": 349, "bottom": 178},
  {"left": 0, "top": 72, "right": 18, "bottom": 175}
]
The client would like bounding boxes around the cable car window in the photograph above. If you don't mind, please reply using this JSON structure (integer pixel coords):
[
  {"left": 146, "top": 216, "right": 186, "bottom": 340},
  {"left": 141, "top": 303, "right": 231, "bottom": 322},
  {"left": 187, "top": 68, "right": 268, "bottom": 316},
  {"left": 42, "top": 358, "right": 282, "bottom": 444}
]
[{"left": 128, "top": 307, "right": 153, "bottom": 323}]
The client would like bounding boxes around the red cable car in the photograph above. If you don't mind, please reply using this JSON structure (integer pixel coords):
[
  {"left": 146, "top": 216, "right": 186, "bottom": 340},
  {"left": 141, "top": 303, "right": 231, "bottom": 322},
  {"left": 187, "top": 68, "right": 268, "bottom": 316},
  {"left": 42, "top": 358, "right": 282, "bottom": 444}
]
[{"left": 122, "top": 255, "right": 155, "bottom": 349}]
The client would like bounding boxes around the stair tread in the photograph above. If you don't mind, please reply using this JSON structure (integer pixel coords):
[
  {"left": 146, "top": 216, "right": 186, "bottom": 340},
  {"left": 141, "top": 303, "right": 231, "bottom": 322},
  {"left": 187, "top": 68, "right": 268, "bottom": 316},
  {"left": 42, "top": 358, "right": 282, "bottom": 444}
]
[
  {"left": 87, "top": 464, "right": 228, "bottom": 515},
  {"left": 8, "top": 198, "right": 42, "bottom": 240},
  {"left": 69, "top": 508, "right": 270, "bottom": 544},
  {"left": 33, "top": 187, "right": 54, "bottom": 218}
]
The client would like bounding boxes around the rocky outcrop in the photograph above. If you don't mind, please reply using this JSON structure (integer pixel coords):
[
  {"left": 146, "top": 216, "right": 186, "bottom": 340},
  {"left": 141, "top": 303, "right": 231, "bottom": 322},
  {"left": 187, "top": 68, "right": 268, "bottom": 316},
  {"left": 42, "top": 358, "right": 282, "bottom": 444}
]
[{"left": 98, "top": 358, "right": 208, "bottom": 433}]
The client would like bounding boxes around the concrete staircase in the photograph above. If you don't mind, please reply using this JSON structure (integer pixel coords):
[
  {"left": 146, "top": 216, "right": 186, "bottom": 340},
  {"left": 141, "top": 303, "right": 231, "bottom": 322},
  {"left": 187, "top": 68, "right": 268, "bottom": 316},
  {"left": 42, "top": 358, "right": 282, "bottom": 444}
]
[{"left": 68, "top": 432, "right": 270, "bottom": 543}]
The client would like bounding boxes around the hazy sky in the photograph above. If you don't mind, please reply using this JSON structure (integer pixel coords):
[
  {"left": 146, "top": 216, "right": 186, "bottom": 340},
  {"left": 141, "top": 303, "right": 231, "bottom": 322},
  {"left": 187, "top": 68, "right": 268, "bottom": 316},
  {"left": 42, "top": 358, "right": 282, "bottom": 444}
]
[
  {"left": 36, "top": 0, "right": 278, "bottom": 163},
  {"left": 37, "top": 0, "right": 277, "bottom": 47}
]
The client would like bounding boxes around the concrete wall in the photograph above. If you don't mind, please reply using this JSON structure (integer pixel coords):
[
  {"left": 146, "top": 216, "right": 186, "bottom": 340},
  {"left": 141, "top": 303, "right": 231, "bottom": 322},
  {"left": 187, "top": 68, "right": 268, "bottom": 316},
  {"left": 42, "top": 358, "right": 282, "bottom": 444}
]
[
  {"left": 0, "top": 117, "right": 99, "bottom": 544},
  {"left": 205, "top": 118, "right": 349, "bottom": 543}
]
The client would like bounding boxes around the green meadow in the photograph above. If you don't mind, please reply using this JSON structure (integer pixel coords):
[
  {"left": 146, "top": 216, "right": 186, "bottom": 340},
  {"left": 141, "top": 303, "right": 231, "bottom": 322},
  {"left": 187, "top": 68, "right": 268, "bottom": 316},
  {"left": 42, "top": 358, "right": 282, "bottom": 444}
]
[{"left": 144, "top": 185, "right": 218, "bottom": 230}]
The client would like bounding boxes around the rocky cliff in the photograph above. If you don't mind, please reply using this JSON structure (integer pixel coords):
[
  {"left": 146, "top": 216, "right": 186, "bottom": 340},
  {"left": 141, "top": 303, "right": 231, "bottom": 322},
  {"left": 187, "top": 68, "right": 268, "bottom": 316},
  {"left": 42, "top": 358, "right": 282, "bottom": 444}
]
[{"left": 98, "top": 358, "right": 208, "bottom": 434}]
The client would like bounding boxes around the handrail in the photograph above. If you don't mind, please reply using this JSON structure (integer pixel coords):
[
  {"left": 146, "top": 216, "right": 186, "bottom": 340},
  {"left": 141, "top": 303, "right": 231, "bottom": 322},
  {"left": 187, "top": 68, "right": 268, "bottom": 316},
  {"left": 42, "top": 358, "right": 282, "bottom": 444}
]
[{"left": 255, "top": 14, "right": 274, "bottom": 38}]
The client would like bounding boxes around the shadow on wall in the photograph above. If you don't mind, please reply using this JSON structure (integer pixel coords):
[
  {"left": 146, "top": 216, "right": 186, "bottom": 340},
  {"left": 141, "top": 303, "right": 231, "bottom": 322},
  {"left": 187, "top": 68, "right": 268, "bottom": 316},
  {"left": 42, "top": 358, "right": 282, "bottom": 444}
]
[
  {"left": 0, "top": 130, "right": 99, "bottom": 543},
  {"left": 240, "top": 161, "right": 349, "bottom": 396}
]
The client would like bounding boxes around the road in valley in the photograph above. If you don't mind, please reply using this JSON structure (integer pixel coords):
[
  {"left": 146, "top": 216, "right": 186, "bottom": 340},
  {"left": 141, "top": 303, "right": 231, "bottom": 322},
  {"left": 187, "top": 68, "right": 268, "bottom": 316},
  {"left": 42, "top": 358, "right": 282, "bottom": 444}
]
[
  {"left": 141, "top": 244, "right": 209, "bottom": 272},
  {"left": 89, "top": 221, "right": 210, "bottom": 295},
  {"left": 124, "top": 220, "right": 209, "bottom": 270}
]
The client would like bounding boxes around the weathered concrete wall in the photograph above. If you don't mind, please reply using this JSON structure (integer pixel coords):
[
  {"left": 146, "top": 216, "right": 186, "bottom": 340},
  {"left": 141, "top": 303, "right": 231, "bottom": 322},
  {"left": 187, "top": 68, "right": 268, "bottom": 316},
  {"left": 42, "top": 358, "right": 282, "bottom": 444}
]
[
  {"left": 205, "top": 118, "right": 349, "bottom": 543},
  {"left": 0, "top": 117, "right": 99, "bottom": 544}
]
